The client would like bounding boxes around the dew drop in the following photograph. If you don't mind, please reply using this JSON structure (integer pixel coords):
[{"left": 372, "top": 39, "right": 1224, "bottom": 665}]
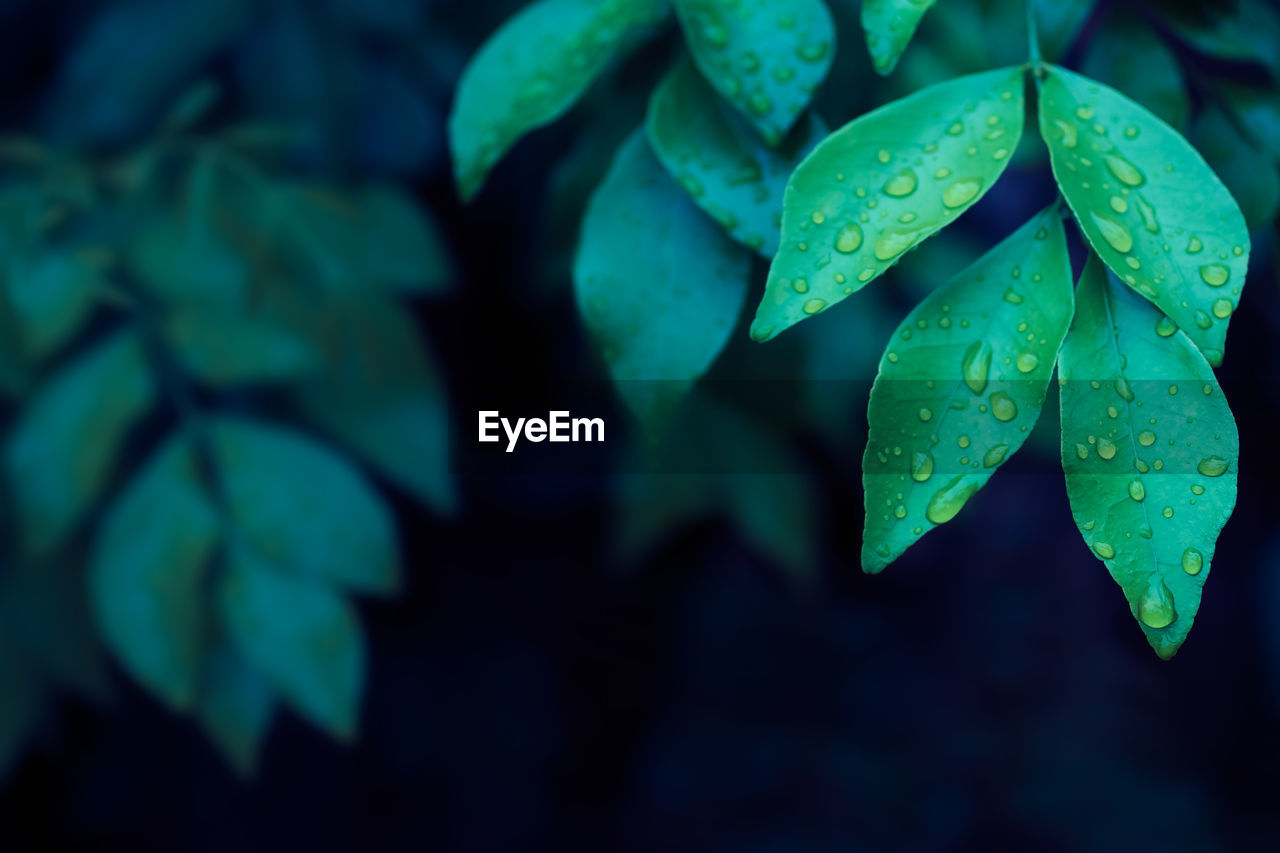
[
  {"left": 1128, "top": 479, "right": 1146, "bottom": 502},
  {"left": 883, "top": 169, "right": 918, "bottom": 197},
  {"left": 1194, "top": 310, "right": 1213, "bottom": 330},
  {"left": 1182, "top": 548, "right": 1204, "bottom": 576},
  {"left": 918, "top": 407, "right": 933, "bottom": 422},
  {"left": 961, "top": 340, "right": 991, "bottom": 395},
  {"left": 1138, "top": 577, "right": 1177, "bottom": 629},
  {"left": 1199, "top": 263, "right": 1230, "bottom": 287},
  {"left": 982, "top": 444, "right": 1010, "bottom": 468},
  {"left": 1138, "top": 430, "right": 1156, "bottom": 447},
  {"left": 1015, "top": 352, "right": 1039, "bottom": 374},
  {"left": 1097, "top": 437, "right": 1117, "bottom": 460},
  {"left": 1076, "top": 443, "right": 1089, "bottom": 460},
  {"left": 989, "top": 391, "right": 1017, "bottom": 422},
  {"left": 925, "top": 475, "right": 980, "bottom": 524},
  {"left": 1212, "top": 298, "right": 1233, "bottom": 319},
  {"left": 1104, "top": 154, "right": 1146, "bottom": 187},
  {"left": 1093, "top": 541, "right": 1115, "bottom": 559},
  {"left": 942, "top": 177, "right": 983, "bottom": 208},
  {"left": 873, "top": 228, "right": 921, "bottom": 261},
  {"left": 802, "top": 297, "right": 826, "bottom": 315},
  {"left": 1196, "top": 456, "right": 1230, "bottom": 477},
  {"left": 1109, "top": 196, "right": 1128, "bottom": 214},
  {"left": 1090, "top": 212, "right": 1134, "bottom": 253},
  {"left": 1155, "top": 316, "right": 1178, "bottom": 337},
  {"left": 834, "top": 224, "right": 864, "bottom": 254},
  {"left": 911, "top": 451, "right": 935, "bottom": 483}
]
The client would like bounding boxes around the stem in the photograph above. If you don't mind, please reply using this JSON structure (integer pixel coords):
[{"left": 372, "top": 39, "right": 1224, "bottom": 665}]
[{"left": 1026, "top": 0, "right": 1042, "bottom": 65}]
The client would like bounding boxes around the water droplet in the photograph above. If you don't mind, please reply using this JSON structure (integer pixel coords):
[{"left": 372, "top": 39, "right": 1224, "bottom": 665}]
[
  {"left": 1003, "top": 287, "right": 1023, "bottom": 304},
  {"left": 1075, "top": 106, "right": 1094, "bottom": 120},
  {"left": 1182, "top": 548, "right": 1204, "bottom": 576},
  {"left": 1128, "top": 479, "right": 1146, "bottom": 502},
  {"left": 1090, "top": 212, "right": 1134, "bottom": 253},
  {"left": 1138, "top": 577, "right": 1177, "bottom": 629},
  {"left": 834, "top": 224, "right": 863, "bottom": 254},
  {"left": 982, "top": 444, "right": 1009, "bottom": 468},
  {"left": 1114, "top": 377, "right": 1134, "bottom": 402},
  {"left": 1104, "top": 154, "right": 1145, "bottom": 187},
  {"left": 802, "top": 297, "right": 826, "bottom": 315},
  {"left": 1015, "top": 352, "right": 1039, "bottom": 373},
  {"left": 1097, "top": 437, "right": 1117, "bottom": 460},
  {"left": 1186, "top": 235, "right": 1204, "bottom": 254},
  {"left": 934, "top": 167, "right": 951, "bottom": 179},
  {"left": 1199, "top": 263, "right": 1230, "bottom": 287},
  {"left": 918, "top": 407, "right": 933, "bottom": 422},
  {"left": 1076, "top": 443, "right": 1089, "bottom": 460},
  {"left": 1138, "top": 430, "right": 1156, "bottom": 446},
  {"left": 873, "top": 227, "right": 922, "bottom": 261},
  {"left": 1109, "top": 196, "right": 1128, "bottom": 214},
  {"left": 942, "top": 177, "right": 983, "bottom": 208},
  {"left": 877, "top": 149, "right": 891, "bottom": 164},
  {"left": 911, "top": 451, "right": 934, "bottom": 483},
  {"left": 961, "top": 341, "right": 991, "bottom": 394},
  {"left": 947, "top": 121, "right": 965, "bottom": 136},
  {"left": 883, "top": 169, "right": 918, "bottom": 197},
  {"left": 1155, "top": 316, "right": 1178, "bottom": 337},
  {"left": 1093, "top": 541, "right": 1115, "bottom": 559},
  {"left": 791, "top": 278, "right": 809, "bottom": 294},
  {"left": 1196, "top": 456, "right": 1230, "bottom": 477},
  {"left": 1194, "top": 310, "right": 1213, "bottom": 330},
  {"left": 811, "top": 211, "right": 825, "bottom": 224},
  {"left": 748, "top": 92, "right": 772, "bottom": 116},
  {"left": 1191, "top": 484, "right": 1205, "bottom": 495},
  {"left": 893, "top": 505, "right": 907, "bottom": 519},
  {"left": 1123, "top": 125, "right": 1139, "bottom": 139},
  {"left": 925, "top": 475, "right": 980, "bottom": 524},
  {"left": 989, "top": 391, "right": 1017, "bottom": 422},
  {"left": 1212, "top": 298, "right": 1233, "bottom": 319}
]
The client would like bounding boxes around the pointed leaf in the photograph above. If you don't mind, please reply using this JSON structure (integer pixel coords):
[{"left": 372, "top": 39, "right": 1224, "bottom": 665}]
[
  {"left": 1058, "top": 257, "right": 1238, "bottom": 659},
  {"left": 753, "top": 67, "right": 1026, "bottom": 342},
  {"left": 196, "top": 639, "right": 276, "bottom": 776},
  {"left": 646, "top": 58, "right": 826, "bottom": 257},
  {"left": 1191, "top": 106, "right": 1280, "bottom": 230},
  {"left": 209, "top": 416, "right": 401, "bottom": 595},
  {"left": 673, "top": 0, "right": 834, "bottom": 145},
  {"left": 575, "top": 132, "right": 750, "bottom": 427},
  {"left": 1039, "top": 64, "right": 1249, "bottom": 366},
  {"left": 90, "top": 434, "right": 219, "bottom": 710},
  {"left": 7, "top": 251, "right": 100, "bottom": 362},
  {"left": 448, "top": 0, "right": 668, "bottom": 200},
  {"left": 862, "top": 208, "right": 1073, "bottom": 572},
  {"left": 5, "top": 330, "right": 156, "bottom": 556},
  {"left": 0, "top": 627, "right": 42, "bottom": 783},
  {"left": 217, "top": 544, "right": 364, "bottom": 741},
  {"left": 862, "top": 0, "right": 936, "bottom": 76},
  {"left": 165, "top": 309, "right": 321, "bottom": 386}
]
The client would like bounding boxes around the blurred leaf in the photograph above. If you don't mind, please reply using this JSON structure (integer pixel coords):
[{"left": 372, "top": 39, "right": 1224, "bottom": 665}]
[
  {"left": 673, "top": 0, "right": 834, "bottom": 145},
  {"left": 1059, "top": 257, "right": 1238, "bottom": 660},
  {"left": 752, "top": 67, "right": 1025, "bottom": 342},
  {"left": 1033, "top": 0, "right": 1097, "bottom": 61},
  {"left": 7, "top": 251, "right": 101, "bottom": 363},
  {"left": 1191, "top": 105, "right": 1280, "bottom": 230},
  {"left": 646, "top": 58, "right": 826, "bottom": 257},
  {"left": 162, "top": 78, "right": 222, "bottom": 131},
  {"left": 1039, "top": 64, "right": 1249, "bottom": 366},
  {"left": 5, "top": 329, "right": 157, "bottom": 556},
  {"left": 90, "top": 433, "right": 218, "bottom": 711},
  {"left": 448, "top": 0, "right": 669, "bottom": 200},
  {"left": 209, "top": 416, "right": 402, "bottom": 596},
  {"left": 0, "top": 631, "right": 42, "bottom": 783},
  {"left": 1081, "top": 9, "right": 1189, "bottom": 130},
  {"left": 196, "top": 639, "right": 276, "bottom": 776},
  {"left": 862, "top": 208, "right": 1073, "bottom": 572},
  {"left": 575, "top": 132, "right": 750, "bottom": 428},
  {"left": 164, "top": 308, "right": 321, "bottom": 386},
  {"left": 1217, "top": 82, "right": 1280, "bottom": 163},
  {"left": 290, "top": 296, "right": 456, "bottom": 516},
  {"left": 217, "top": 543, "right": 365, "bottom": 742},
  {"left": 861, "top": 0, "right": 936, "bottom": 76},
  {"left": 1154, "top": 0, "right": 1280, "bottom": 79}
]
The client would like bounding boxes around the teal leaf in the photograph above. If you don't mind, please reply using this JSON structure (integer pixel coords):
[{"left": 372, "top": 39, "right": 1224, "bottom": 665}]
[
  {"left": 1033, "top": 0, "right": 1098, "bottom": 62},
  {"left": 1217, "top": 82, "right": 1280, "bottom": 163},
  {"left": 5, "top": 329, "right": 156, "bottom": 556},
  {"left": 575, "top": 132, "right": 750, "bottom": 427},
  {"left": 7, "top": 251, "right": 100, "bottom": 362},
  {"left": 90, "top": 433, "right": 219, "bottom": 711},
  {"left": 862, "top": 207, "right": 1073, "bottom": 572},
  {"left": 0, "top": 626, "right": 42, "bottom": 783},
  {"left": 673, "top": 0, "right": 834, "bottom": 145},
  {"left": 196, "top": 639, "right": 276, "bottom": 776},
  {"left": 448, "top": 0, "right": 668, "bottom": 200},
  {"left": 164, "top": 308, "right": 321, "bottom": 386},
  {"left": 209, "top": 416, "right": 401, "bottom": 596},
  {"left": 290, "top": 296, "right": 456, "bottom": 516},
  {"left": 646, "top": 58, "right": 826, "bottom": 257},
  {"left": 1058, "top": 256, "right": 1238, "bottom": 660},
  {"left": 1191, "top": 105, "right": 1280, "bottom": 230},
  {"left": 217, "top": 544, "right": 365, "bottom": 741},
  {"left": 1038, "top": 64, "right": 1250, "bottom": 367},
  {"left": 1155, "top": 0, "right": 1280, "bottom": 80},
  {"left": 861, "top": 0, "right": 937, "bottom": 76},
  {"left": 753, "top": 67, "right": 1025, "bottom": 342},
  {"left": 1080, "top": 9, "right": 1189, "bottom": 130}
]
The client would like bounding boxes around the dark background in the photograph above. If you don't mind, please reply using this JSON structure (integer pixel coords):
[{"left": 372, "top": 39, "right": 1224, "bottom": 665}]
[{"left": 4, "top": 0, "right": 1280, "bottom": 850}]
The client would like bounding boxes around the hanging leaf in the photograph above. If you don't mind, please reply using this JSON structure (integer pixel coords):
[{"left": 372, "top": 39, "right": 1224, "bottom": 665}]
[
  {"left": 0, "top": 633, "right": 41, "bottom": 784},
  {"left": 209, "top": 416, "right": 402, "bottom": 596},
  {"left": 862, "top": 207, "right": 1073, "bottom": 572},
  {"left": 1032, "top": 0, "right": 1098, "bottom": 62},
  {"left": 195, "top": 639, "right": 276, "bottom": 776},
  {"left": 1058, "top": 257, "right": 1238, "bottom": 659},
  {"left": 1217, "top": 82, "right": 1280, "bottom": 163},
  {"left": 861, "top": 0, "right": 937, "bottom": 76},
  {"left": 164, "top": 309, "right": 321, "bottom": 386},
  {"left": 1191, "top": 106, "right": 1280, "bottom": 230},
  {"left": 7, "top": 250, "right": 101, "bottom": 362},
  {"left": 1154, "top": 0, "right": 1280, "bottom": 80},
  {"left": 5, "top": 329, "right": 157, "bottom": 556},
  {"left": 290, "top": 296, "right": 456, "bottom": 516},
  {"left": 1038, "top": 64, "right": 1249, "bottom": 367},
  {"left": 575, "top": 132, "right": 750, "bottom": 427},
  {"left": 646, "top": 58, "right": 826, "bottom": 257},
  {"left": 217, "top": 544, "right": 365, "bottom": 741},
  {"left": 753, "top": 67, "right": 1025, "bottom": 342},
  {"left": 1080, "top": 9, "right": 1190, "bottom": 130},
  {"left": 448, "top": 0, "right": 669, "bottom": 200},
  {"left": 90, "top": 434, "right": 219, "bottom": 711},
  {"left": 673, "top": 0, "right": 834, "bottom": 145}
]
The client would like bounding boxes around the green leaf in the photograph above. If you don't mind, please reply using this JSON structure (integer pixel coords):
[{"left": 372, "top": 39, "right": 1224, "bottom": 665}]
[
  {"left": 1217, "top": 82, "right": 1280, "bottom": 163},
  {"left": 1033, "top": 0, "right": 1097, "bottom": 62},
  {"left": 1039, "top": 64, "right": 1250, "bottom": 367},
  {"left": 1191, "top": 105, "right": 1280, "bottom": 230},
  {"left": 673, "top": 0, "right": 834, "bottom": 145},
  {"left": 448, "top": 0, "right": 668, "bottom": 200},
  {"left": 1058, "top": 256, "right": 1238, "bottom": 660},
  {"left": 752, "top": 66, "right": 1026, "bottom": 342},
  {"left": 209, "top": 416, "right": 402, "bottom": 596},
  {"left": 164, "top": 308, "right": 321, "bottom": 386},
  {"left": 7, "top": 250, "right": 100, "bottom": 362},
  {"left": 862, "top": 207, "right": 1073, "bottom": 572},
  {"left": 90, "top": 433, "right": 219, "bottom": 711},
  {"left": 196, "top": 639, "right": 276, "bottom": 776},
  {"left": 646, "top": 58, "right": 826, "bottom": 257},
  {"left": 0, "top": 624, "right": 42, "bottom": 783},
  {"left": 5, "top": 329, "right": 157, "bottom": 556},
  {"left": 290, "top": 296, "right": 456, "bottom": 516},
  {"left": 217, "top": 544, "right": 365, "bottom": 741},
  {"left": 575, "top": 132, "right": 750, "bottom": 427},
  {"left": 861, "top": 0, "right": 937, "bottom": 76},
  {"left": 1155, "top": 0, "right": 1280, "bottom": 80},
  {"left": 1080, "top": 9, "right": 1189, "bottom": 130}
]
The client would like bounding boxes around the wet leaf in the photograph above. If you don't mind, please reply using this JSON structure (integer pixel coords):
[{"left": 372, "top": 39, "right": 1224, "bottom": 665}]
[
  {"left": 1039, "top": 64, "right": 1249, "bottom": 366},
  {"left": 753, "top": 66, "right": 1025, "bottom": 342},
  {"left": 862, "top": 0, "right": 936, "bottom": 76},
  {"left": 862, "top": 207, "right": 1073, "bottom": 572},
  {"left": 164, "top": 308, "right": 321, "bottom": 386},
  {"left": 673, "top": 0, "right": 834, "bottom": 145},
  {"left": 1058, "top": 256, "right": 1238, "bottom": 659},
  {"left": 448, "top": 0, "right": 668, "bottom": 200}
]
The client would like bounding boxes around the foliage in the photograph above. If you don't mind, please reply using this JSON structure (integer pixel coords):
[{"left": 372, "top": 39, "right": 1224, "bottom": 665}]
[{"left": 451, "top": 0, "right": 1280, "bottom": 660}]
